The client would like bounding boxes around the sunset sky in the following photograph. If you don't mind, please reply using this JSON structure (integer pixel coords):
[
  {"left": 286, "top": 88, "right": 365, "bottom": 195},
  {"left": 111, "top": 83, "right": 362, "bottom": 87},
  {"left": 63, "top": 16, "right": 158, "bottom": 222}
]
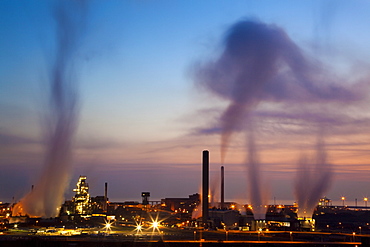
[{"left": 2, "top": 0, "right": 370, "bottom": 207}]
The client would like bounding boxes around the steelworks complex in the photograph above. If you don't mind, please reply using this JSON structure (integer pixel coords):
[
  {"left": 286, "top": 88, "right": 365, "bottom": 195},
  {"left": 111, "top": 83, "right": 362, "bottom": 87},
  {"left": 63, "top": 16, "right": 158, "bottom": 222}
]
[{"left": 2, "top": 150, "right": 370, "bottom": 244}]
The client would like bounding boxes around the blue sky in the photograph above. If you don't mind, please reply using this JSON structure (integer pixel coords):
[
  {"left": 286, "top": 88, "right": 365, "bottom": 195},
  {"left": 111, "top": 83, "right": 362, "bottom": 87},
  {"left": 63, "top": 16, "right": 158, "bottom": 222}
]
[{"left": 2, "top": 0, "right": 370, "bottom": 208}]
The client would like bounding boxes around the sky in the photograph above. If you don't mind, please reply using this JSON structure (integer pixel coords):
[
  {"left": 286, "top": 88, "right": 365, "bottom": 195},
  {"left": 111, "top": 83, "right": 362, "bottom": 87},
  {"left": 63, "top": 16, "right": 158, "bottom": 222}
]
[{"left": 2, "top": 0, "right": 370, "bottom": 208}]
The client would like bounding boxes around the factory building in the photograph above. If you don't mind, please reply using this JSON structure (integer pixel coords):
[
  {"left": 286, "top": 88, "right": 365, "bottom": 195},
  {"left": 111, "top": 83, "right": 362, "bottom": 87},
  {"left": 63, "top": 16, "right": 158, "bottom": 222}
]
[
  {"left": 60, "top": 176, "right": 92, "bottom": 220},
  {"left": 314, "top": 197, "right": 370, "bottom": 231},
  {"left": 0, "top": 203, "right": 12, "bottom": 224},
  {"left": 208, "top": 209, "right": 240, "bottom": 228},
  {"left": 161, "top": 193, "right": 200, "bottom": 213},
  {"left": 72, "top": 176, "right": 91, "bottom": 215},
  {"left": 60, "top": 176, "right": 107, "bottom": 221}
]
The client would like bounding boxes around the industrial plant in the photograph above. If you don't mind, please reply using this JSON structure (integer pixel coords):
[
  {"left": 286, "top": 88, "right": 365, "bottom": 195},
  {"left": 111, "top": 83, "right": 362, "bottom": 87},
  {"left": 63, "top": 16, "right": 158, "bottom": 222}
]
[{"left": 1, "top": 150, "right": 370, "bottom": 247}]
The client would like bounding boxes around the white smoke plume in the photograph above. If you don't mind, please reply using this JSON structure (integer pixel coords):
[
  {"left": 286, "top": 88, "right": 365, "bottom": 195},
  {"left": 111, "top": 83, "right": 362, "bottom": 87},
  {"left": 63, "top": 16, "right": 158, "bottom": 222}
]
[
  {"left": 209, "top": 175, "right": 220, "bottom": 208},
  {"left": 12, "top": 1, "right": 87, "bottom": 218}
]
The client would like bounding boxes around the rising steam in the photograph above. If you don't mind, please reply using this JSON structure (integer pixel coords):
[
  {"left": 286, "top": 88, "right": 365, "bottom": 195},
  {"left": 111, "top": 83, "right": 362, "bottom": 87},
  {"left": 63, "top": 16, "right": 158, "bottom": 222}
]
[
  {"left": 295, "top": 135, "right": 332, "bottom": 218},
  {"left": 12, "top": 2, "right": 86, "bottom": 218},
  {"left": 209, "top": 175, "right": 220, "bottom": 208}
]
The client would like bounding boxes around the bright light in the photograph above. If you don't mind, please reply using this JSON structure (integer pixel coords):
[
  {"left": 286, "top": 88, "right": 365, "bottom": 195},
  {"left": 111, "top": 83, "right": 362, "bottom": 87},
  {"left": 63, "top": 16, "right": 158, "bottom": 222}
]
[
  {"left": 152, "top": 221, "right": 159, "bottom": 229},
  {"left": 148, "top": 214, "right": 165, "bottom": 235},
  {"left": 364, "top": 198, "right": 368, "bottom": 202},
  {"left": 103, "top": 219, "right": 113, "bottom": 232},
  {"left": 134, "top": 219, "right": 144, "bottom": 235}
]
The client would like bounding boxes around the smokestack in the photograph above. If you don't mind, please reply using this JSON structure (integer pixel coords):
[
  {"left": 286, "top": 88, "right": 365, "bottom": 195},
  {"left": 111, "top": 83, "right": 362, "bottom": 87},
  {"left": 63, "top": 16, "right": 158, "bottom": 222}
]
[
  {"left": 104, "top": 182, "right": 108, "bottom": 212},
  {"left": 221, "top": 166, "right": 224, "bottom": 209},
  {"left": 202, "top": 150, "right": 209, "bottom": 228}
]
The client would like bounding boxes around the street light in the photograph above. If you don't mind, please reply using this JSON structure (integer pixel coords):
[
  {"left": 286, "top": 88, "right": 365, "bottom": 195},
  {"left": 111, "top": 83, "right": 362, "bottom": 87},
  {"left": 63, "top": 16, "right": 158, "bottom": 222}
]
[
  {"left": 135, "top": 224, "right": 143, "bottom": 235},
  {"left": 152, "top": 221, "right": 159, "bottom": 229},
  {"left": 341, "top": 197, "right": 345, "bottom": 207},
  {"left": 104, "top": 221, "right": 112, "bottom": 234},
  {"left": 364, "top": 198, "right": 368, "bottom": 208}
]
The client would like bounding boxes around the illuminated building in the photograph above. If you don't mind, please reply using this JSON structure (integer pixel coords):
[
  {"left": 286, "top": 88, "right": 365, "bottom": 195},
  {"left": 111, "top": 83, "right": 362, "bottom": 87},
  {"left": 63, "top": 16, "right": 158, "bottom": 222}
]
[
  {"left": 72, "top": 176, "right": 91, "bottom": 215},
  {"left": 314, "top": 198, "right": 370, "bottom": 231},
  {"left": 318, "top": 197, "right": 332, "bottom": 207},
  {"left": 161, "top": 193, "right": 200, "bottom": 213},
  {"left": 91, "top": 196, "right": 106, "bottom": 213},
  {"left": 0, "top": 203, "right": 12, "bottom": 224}
]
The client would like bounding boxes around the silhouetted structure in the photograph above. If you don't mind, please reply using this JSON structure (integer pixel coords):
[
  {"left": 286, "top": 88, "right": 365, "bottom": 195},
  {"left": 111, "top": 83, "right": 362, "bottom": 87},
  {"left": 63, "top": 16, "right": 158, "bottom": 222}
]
[
  {"left": 142, "top": 192, "right": 150, "bottom": 205},
  {"left": 104, "top": 182, "right": 108, "bottom": 212},
  {"left": 221, "top": 166, "right": 225, "bottom": 209},
  {"left": 202, "top": 150, "right": 209, "bottom": 228},
  {"left": 161, "top": 193, "right": 200, "bottom": 212}
]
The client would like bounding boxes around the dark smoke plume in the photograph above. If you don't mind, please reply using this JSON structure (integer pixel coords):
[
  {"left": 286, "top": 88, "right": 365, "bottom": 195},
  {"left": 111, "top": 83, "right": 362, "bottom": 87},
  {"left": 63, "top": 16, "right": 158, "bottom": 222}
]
[
  {"left": 295, "top": 135, "right": 332, "bottom": 218},
  {"left": 195, "top": 19, "right": 364, "bottom": 163},
  {"left": 13, "top": 1, "right": 86, "bottom": 217},
  {"left": 193, "top": 18, "right": 364, "bottom": 221},
  {"left": 246, "top": 126, "right": 267, "bottom": 219}
]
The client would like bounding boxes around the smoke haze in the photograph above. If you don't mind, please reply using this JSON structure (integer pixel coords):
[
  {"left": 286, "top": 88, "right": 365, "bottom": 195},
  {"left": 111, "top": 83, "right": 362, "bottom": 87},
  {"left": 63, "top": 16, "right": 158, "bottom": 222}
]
[
  {"left": 246, "top": 126, "right": 267, "bottom": 219},
  {"left": 12, "top": 1, "right": 87, "bottom": 217},
  {"left": 193, "top": 18, "right": 367, "bottom": 219},
  {"left": 194, "top": 19, "right": 365, "bottom": 163},
  {"left": 210, "top": 175, "right": 220, "bottom": 208},
  {"left": 295, "top": 135, "right": 332, "bottom": 218}
]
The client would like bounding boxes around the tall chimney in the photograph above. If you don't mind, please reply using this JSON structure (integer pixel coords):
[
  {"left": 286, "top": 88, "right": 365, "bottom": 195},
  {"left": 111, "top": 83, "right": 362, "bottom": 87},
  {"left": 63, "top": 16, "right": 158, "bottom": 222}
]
[
  {"left": 104, "top": 182, "right": 108, "bottom": 212},
  {"left": 221, "top": 166, "right": 224, "bottom": 209},
  {"left": 202, "top": 150, "right": 209, "bottom": 228}
]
